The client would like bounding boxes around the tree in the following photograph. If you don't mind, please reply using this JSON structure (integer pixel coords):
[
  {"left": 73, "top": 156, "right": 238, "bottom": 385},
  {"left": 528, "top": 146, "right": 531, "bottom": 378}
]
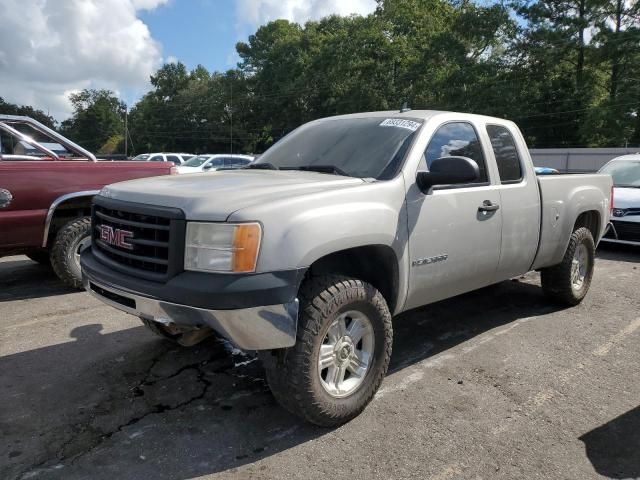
[
  {"left": 60, "top": 89, "right": 125, "bottom": 153},
  {"left": 0, "top": 97, "right": 56, "bottom": 128}
]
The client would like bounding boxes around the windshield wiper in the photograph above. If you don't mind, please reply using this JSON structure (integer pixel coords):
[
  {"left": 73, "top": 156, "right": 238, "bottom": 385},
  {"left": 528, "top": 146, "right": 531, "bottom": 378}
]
[
  {"left": 282, "top": 165, "right": 351, "bottom": 177},
  {"left": 615, "top": 184, "right": 640, "bottom": 188},
  {"left": 244, "top": 162, "right": 280, "bottom": 170}
]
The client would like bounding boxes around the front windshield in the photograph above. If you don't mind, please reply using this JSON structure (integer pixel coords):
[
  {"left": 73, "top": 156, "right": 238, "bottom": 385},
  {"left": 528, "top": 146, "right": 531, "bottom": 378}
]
[
  {"left": 257, "top": 117, "right": 423, "bottom": 179},
  {"left": 600, "top": 160, "right": 640, "bottom": 187},
  {"left": 183, "top": 155, "right": 212, "bottom": 167},
  {"left": 133, "top": 154, "right": 150, "bottom": 161}
]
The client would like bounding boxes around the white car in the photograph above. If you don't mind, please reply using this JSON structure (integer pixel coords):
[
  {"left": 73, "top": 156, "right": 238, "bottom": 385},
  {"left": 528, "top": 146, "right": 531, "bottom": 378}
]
[
  {"left": 599, "top": 154, "right": 640, "bottom": 245},
  {"left": 175, "top": 154, "right": 254, "bottom": 174},
  {"left": 132, "top": 153, "right": 194, "bottom": 165}
]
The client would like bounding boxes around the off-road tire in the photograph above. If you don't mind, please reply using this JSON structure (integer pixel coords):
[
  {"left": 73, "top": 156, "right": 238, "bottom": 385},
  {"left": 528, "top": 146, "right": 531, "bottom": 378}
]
[
  {"left": 260, "top": 275, "right": 393, "bottom": 427},
  {"left": 541, "top": 227, "right": 595, "bottom": 306},
  {"left": 27, "top": 250, "right": 51, "bottom": 266},
  {"left": 50, "top": 217, "right": 91, "bottom": 289}
]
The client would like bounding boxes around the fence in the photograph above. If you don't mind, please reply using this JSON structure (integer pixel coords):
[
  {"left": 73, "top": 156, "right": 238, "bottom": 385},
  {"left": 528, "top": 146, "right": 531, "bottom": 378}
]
[{"left": 529, "top": 148, "right": 639, "bottom": 173}]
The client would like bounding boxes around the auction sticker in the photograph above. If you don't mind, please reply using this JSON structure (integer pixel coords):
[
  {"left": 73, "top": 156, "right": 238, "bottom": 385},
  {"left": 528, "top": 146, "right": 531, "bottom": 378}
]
[{"left": 379, "top": 118, "right": 421, "bottom": 131}]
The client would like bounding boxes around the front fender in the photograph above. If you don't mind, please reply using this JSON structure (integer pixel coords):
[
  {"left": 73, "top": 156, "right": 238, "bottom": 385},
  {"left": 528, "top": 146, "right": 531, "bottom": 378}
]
[{"left": 228, "top": 177, "right": 410, "bottom": 308}]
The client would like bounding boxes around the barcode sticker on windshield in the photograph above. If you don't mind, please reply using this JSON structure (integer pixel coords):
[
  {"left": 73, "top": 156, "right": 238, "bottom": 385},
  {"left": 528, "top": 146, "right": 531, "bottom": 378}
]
[{"left": 379, "top": 118, "right": 421, "bottom": 131}]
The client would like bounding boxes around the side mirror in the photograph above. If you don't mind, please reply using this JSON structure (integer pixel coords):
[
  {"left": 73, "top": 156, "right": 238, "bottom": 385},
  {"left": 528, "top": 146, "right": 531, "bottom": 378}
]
[
  {"left": 416, "top": 156, "right": 479, "bottom": 193},
  {"left": 203, "top": 164, "right": 213, "bottom": 170}
]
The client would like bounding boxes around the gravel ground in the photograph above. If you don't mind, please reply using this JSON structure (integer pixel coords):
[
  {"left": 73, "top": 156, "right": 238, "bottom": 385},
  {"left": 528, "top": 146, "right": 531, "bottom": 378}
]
[{"left": 1, "top": 244, "right": 638, "bottom": 480}]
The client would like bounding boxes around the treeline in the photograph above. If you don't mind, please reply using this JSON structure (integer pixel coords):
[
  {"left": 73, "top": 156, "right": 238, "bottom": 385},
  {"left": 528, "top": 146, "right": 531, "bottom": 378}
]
[{"left": 5, "top": 0, "right": 640, "bottom": 155}]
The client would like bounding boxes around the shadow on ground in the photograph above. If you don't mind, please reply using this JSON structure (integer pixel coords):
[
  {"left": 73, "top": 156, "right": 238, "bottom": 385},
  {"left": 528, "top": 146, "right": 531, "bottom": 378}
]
[
  {"left": 0, "top": 257, "right": 76, "bottom": 301},
  {"left": 580, "top": 406, "right": 640, "bottom": 479},
  {"left": 597, "top": 242, "right": 639, "bottom": 264},
  {"left": 2, "top": 270, "right": 570, "bottom": 480}
]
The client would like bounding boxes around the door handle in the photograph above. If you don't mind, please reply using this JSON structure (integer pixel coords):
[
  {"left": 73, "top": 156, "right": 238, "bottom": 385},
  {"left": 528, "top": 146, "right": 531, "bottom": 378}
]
[
  {"left": 0, "top": 188, "right": 13, "bottom": 208},
  {"left": 478, "top": 200, "right": 499, "bottom": 213}
]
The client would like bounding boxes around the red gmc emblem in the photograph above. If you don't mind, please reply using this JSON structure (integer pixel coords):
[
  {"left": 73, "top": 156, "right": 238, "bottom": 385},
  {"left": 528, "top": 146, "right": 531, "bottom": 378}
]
[{"left": 99, "top": 225, "right": 134, "bottom": 250}]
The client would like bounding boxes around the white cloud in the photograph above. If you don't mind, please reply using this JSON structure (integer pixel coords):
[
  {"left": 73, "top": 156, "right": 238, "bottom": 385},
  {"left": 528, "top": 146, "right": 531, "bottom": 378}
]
[
  {"left": 235, "top": 0, "right": 377, "bottom": 28},
  {"left": 0, "top": 0, "right": 166, "bottom": 121},
  {"left": 132, "top": 0, "right": 169, "bottom": 10},
  {"left": 166, "top": 55, "right": 179, "bottom": 64}
]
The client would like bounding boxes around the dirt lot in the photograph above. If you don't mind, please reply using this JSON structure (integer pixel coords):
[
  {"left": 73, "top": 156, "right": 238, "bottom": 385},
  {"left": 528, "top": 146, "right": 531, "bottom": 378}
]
[{"left": 1, "top": 244, "right": 639, "bottom": 480}]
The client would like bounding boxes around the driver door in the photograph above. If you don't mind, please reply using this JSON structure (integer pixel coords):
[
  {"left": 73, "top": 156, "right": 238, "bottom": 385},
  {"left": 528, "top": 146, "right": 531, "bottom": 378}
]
[{"left": 404, "top": 121, "right": 502, "bottom": 310}]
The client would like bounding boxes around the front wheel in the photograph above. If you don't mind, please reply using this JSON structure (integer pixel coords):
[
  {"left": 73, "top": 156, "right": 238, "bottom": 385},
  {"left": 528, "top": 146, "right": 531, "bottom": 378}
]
[
  {"left": 261, "top": 275, "right": 393, "bottom": 427},
  {"left": 541, "top": 227, "right": 595, "bottom": 305},
  {"left": 50, "top": 217, "right": 92, "bottom": 289}
]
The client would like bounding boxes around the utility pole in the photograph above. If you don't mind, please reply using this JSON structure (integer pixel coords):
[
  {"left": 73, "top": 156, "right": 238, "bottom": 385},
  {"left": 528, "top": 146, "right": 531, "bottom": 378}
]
[
  {"left": 124, "top": 105, "right": 128, "bottom": 157},
  {"left": 230, "top": 79, "right": 233, "bottom": 154}
]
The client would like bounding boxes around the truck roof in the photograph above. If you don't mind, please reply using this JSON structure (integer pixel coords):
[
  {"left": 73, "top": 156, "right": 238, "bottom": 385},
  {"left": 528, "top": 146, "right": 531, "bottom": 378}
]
[{"left": 312, "top": 109, "right": 516, "bottom": 126}]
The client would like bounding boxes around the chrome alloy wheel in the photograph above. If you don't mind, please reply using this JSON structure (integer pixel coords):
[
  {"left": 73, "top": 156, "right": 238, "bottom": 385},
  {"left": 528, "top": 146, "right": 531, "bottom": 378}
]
[
  {"left": 571, "top": 243, "right": 588, "bottom": 290},
  {"left": 318, "top": 310, "right": 375, "bottom": 398}
]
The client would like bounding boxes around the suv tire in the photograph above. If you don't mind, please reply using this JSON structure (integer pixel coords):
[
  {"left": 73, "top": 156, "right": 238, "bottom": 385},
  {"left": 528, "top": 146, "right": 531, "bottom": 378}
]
[
  {"left": 50, "top": 217, "right": 92, "bottom": 289},
  {"left": 541, "top": 227, "right": 595, "bottom": 306},
  {"left": 260, "top": 275, "right": 393, "bottom": 427}
]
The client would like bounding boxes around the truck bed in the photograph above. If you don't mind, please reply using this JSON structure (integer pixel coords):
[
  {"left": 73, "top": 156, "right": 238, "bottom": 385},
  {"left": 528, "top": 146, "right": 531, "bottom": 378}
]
[{"left": 532, "top": 173, "right": 612, "bottom": 270}]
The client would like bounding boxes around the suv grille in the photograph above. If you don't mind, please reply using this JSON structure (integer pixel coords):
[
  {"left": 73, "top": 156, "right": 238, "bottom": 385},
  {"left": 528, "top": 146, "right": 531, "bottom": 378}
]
[
  {"left": 604, "top": 220, "right": 640, "bottom": 243},
  {"left": 91, "top": 197, "right": 185, "bottom": 281}
]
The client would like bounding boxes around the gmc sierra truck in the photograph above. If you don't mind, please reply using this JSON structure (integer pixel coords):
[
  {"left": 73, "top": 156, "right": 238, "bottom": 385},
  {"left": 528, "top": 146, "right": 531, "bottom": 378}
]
[
  {"left": 0, "top": 115, "right": 175, "bottom": 288},
  {"left": 81, "top": 110, "right": 612, "bottom": 426}
]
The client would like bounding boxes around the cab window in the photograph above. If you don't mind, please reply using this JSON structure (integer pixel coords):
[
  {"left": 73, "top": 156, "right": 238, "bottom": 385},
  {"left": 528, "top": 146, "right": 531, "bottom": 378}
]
[
  {"left": 424, "top": 122, "right": 488, "bottom": 184},
  {"left": 486, "top": 125, "right": 523, "bottom": 183}
]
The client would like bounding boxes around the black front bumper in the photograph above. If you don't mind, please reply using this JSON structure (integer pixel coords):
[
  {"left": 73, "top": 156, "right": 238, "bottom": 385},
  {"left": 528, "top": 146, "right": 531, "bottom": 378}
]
[{"left": 80, "top": 249, "right": 305, "bottom": 311}]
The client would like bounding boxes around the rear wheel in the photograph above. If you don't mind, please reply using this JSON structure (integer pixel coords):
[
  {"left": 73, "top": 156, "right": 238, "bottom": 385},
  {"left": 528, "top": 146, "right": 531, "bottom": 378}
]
[
  {"left": 50, "top": 217, "right": 92, "bottom": 289},
  {"left": 260, "top": 275, "right": 393, "bottom": 427},
  {"left": 541, "top": 227, "right": 595, "bottom": 305}
]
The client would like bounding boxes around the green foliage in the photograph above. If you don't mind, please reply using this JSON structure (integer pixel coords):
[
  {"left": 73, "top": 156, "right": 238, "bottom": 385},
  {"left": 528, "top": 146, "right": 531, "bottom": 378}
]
[
  {"left": 60, "top": 89, "right": 126, "bottom": 153},
  {"left": 7, "top": 0, "right": 640, "bottom": 152},
  {"left": 0, "top": 97, "right": 56, "bottom": 128},
  {"left": 98, "top": 134, "right": 125, "bottom": 154}
]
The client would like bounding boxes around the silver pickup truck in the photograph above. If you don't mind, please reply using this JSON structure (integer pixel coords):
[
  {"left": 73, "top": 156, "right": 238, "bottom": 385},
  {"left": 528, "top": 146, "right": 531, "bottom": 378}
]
[{"left": 81, "top": 110, "right": 612, "bottom": 426}]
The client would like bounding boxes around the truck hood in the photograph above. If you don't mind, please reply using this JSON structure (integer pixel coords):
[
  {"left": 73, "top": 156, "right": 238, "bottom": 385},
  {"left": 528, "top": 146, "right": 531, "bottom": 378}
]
[{"left": 100, "top": 169, "right": 365, "bottom": 221}]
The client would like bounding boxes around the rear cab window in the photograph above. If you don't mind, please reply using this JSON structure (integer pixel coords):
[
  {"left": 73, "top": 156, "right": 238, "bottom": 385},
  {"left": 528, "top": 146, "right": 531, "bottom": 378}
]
[{"left": 486, "top": 124, "right": 523, "bottom": 184}]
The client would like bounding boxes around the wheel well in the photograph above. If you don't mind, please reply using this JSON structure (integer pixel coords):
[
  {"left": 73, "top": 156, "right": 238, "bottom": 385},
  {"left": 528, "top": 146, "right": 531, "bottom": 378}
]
[
  {"left": 306, "top": 245, "right": 399, "bottom": 313},
  {"left": 574, "top": 210, "right": 600, "bottom": 240},
  {"left": 46, "top": 196, "right": 93, "bottom": 247}
]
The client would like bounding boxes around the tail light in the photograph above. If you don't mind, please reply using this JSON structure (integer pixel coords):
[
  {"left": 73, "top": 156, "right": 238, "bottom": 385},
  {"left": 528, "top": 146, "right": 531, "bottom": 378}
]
[{"left": 610, "top": 184, "right": 614, "bottom": 217}]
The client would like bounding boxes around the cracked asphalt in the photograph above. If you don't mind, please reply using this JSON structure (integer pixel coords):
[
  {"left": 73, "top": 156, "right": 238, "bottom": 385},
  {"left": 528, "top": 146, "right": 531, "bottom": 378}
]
[{"left": 1, "top": 244, "right": 639, "bottom": 480}]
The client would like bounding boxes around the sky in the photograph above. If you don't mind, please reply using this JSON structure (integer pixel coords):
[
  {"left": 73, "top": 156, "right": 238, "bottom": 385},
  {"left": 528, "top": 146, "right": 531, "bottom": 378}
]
[{"left": 0, "top": 0, "right": 377, "bottom": 121}]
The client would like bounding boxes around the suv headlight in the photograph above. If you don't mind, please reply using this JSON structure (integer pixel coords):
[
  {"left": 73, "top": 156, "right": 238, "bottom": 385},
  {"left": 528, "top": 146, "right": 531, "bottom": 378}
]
[{"left": 184, "top": 222, "right": 262, "bottom": 273}]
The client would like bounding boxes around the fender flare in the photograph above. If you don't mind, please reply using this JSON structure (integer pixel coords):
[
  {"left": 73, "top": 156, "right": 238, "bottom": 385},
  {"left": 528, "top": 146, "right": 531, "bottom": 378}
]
[{"left": 42, "top": 190, "right": 99, "bottom": 247}]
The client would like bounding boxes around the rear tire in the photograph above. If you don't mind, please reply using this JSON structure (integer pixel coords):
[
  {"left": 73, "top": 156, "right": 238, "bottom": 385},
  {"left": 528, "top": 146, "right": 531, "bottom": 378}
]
[
  {"left": 50, "top": 217, "right": 92, "bottom": 289},
  {"left": 27, "top": 250, "right": 51, "bottom": 266},
  {"left": 541, "top": 227, "right": 595, "bottom": 306},
  {"left": 260, "top": 275, "right": 393, "bottom": 427}
]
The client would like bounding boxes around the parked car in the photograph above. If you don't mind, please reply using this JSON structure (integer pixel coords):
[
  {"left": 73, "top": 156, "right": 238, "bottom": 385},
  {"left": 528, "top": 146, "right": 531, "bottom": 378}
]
[
  {"left": 132, "top": 153, "right": 194, "bottom": 165},
  {"left": 535, "top": 166, "right": 560, "bottom": 175},
  {"left": 176, "top": 154, "right": 254, "bottom": 174},
  {"left": 81, "top": 110, "right": 612, "bottom": 426},
  {"left": 599, "top": 154, "right": 640, "bottom": 245},
  {"left": 0, "top": 115, "right": 176, "bottom": 288}
]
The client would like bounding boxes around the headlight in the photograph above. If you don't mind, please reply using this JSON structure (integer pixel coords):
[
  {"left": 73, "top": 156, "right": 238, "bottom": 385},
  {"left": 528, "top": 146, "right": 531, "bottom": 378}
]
[{"left": 184, "top": 222, "right": 262, "bottom": 273}]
